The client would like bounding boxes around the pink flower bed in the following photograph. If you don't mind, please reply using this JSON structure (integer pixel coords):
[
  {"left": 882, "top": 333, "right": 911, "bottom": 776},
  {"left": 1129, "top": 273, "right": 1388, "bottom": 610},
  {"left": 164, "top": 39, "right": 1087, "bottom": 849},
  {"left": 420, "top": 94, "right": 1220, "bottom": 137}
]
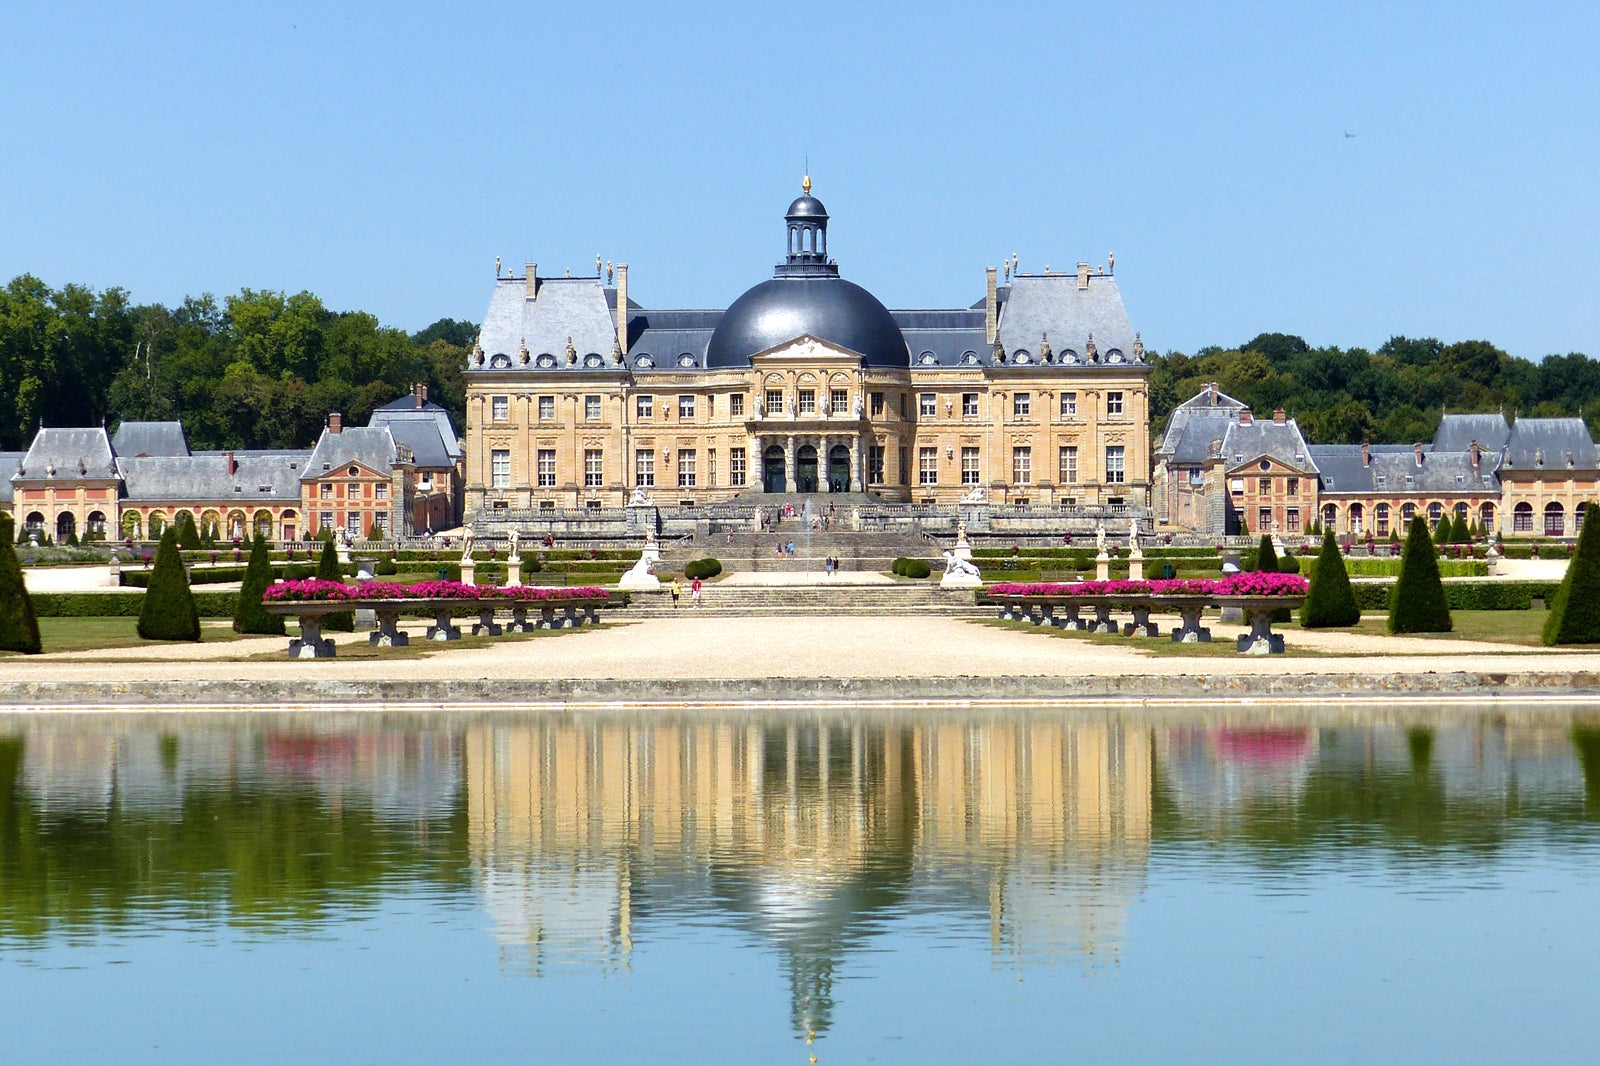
[
  {"left": 988, "top": 571, "right": 1308, "bottom": 598},
  {"left": 264, "top": 579, "right": 608, "bottom": 603}
]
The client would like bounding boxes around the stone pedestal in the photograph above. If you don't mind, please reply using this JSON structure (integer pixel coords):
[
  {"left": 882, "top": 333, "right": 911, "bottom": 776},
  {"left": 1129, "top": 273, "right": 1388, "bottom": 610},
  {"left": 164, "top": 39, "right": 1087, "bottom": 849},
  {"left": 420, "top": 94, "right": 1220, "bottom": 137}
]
[
  {"left": 618, "top": 542, "right": 662, "bottom": 590},
  {"left": 1096, "top": 550, "right": 1110, "bottom": 581},
  {"left": 940, "top": 569, "right": 982, "bottom": 589},
  {"left": 352, "top": 557, "right": 377, "bottom": 628},
  {"left": 460, "top": 558, "right": 476, "bottom": 586},
  {"left": 1128, "top": 547, "right": 1144, "bottom": 581},
  {"left": 507, "top": 555, "right": 522, "bottom": 587},
  {"left": 288, "top": 617, "right": 336, "bottom": 659},
  {"left": 953, "top": 526, "right": 973, "bottom": 561}
]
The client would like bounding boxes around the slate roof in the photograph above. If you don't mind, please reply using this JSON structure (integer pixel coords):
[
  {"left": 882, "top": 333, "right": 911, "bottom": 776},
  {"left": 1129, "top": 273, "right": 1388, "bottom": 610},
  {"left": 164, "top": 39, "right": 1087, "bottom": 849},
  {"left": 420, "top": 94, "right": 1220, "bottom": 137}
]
[
  {"left": 1501, "top": 417, "right": 1600, "bottom": 472},
  {"left": 1311, "top": 444, "right": 1499, "bottom": 494},
  {"left": 110, "top": 421, "right": 190, "bottom": 458},
  {"left": 475, "top": 277, "right": 622, "bottom": 373},
  {"left": 994, "top": 274, "right": 1143, "bottom": 369},
  {"left": 1221, "top": 418, "right": 1318, "bottom": 473},
  {"left": 117, "top": 450, "right": 308, "bottom": 503},
  {"left": 0, "top": 452, "right": 24, "bottom": 503},
  {"left": 302, "top": 427, "right": 399, "bottom": 481},
  {"left": 1158, "top": 386, "right": 1249, "bottom": 461},
  {"left": 368, "top": 399, "right": 462, "bottom": 466},
  {"left": 16, "top": 428, "right": 116, "bottom": 481},
  {"left": 1432, "top": 413, "right": 1510, "bottom": 453}
]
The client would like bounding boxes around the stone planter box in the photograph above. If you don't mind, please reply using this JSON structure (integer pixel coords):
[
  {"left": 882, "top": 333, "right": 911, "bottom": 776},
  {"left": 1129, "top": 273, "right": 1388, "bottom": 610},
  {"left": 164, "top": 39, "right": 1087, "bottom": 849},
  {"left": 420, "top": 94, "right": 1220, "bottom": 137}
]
[
  {"left": 983, "top": 592, "right": 1306, "bottom": 654},
  {"left": 263, "top": 595, "right": 614, "bottom": 659}
]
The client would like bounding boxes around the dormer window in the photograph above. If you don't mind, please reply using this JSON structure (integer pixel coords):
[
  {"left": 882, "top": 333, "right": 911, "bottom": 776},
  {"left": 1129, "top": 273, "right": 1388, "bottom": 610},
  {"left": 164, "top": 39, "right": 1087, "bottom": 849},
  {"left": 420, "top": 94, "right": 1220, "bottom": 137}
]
[
  {"left": 536, "top": 353, "right": 556, "bottom": 368},
  {"left": 919, "top": 352, "right": 937, "bottom": 365},
  {"left": 584, "top": 353, "right": 605, "bottom": 368},
  {"left": 677, "top": 353, "right": 696, "bottom": 368},
  {"left": 489, "top": 353, "right": 512, "bottom": 369},
  {"left": 635, "top": 354, "right": 654, "bottom": 369}
]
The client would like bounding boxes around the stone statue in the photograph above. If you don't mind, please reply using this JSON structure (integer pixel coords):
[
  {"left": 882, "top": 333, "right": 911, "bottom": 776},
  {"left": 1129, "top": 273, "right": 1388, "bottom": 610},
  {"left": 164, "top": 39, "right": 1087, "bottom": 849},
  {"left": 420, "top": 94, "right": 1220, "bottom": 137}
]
[
  {"left": 1128, "top": 516, "right": 1140, "bottom": 547},
  {"left": 459, "top": 527, "right": 475, "bottom": 561},
  {"left": 961, "top": 485, "right": 987, "bottom": 505},
  {"left": 507, "top": 529, "right": 520, "bottom": 558},
  {"left": 755, "top": 399, "right": 766, "bottom": 418},
  {"left": 943, "top": 550, "right": 980, "bottom": 578},
  {"left": 618, "top": 547, "right": 661, "bottom": 590},
  {"left": 1095, "top": 523, "right": 1107, "bottom": 552},
  {"left": 853, "top": 395, "right": 863, "bottom": 417},
  {"left": 629, "top": 486, "right": 653, "bottom": 507},
  {"left": 786, "top": 395, "right": 795, "bottom": 417}
]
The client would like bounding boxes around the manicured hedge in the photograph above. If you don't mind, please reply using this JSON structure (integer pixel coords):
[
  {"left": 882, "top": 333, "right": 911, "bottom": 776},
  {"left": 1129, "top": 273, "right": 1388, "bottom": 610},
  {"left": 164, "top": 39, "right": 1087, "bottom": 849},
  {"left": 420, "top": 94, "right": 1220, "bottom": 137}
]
[
  {"left": 1347, "top": 581, "right": 1558, "bottom": 612},
  {"left": 121, "top": 562, "right": 319, "bottom": 588},
  {"left": 683, "top": 558, "right": 723, "bottom": 580}
]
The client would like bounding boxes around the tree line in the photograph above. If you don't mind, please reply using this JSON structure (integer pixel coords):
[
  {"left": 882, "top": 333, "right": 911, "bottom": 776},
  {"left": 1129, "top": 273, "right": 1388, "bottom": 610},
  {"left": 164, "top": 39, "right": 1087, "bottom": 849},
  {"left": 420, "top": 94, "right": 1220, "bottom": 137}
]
[{"left": 4, "top": 274, "right": 1598, "bottom": 451}]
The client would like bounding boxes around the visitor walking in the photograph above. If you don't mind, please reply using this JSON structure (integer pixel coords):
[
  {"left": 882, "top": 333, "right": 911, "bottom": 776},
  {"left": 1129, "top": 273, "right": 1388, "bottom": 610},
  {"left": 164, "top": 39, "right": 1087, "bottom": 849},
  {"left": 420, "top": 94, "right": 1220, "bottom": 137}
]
[
  {"left": 670, "top": 579, "right": 681, "bottom": 608},
  {"left": 690, "top": 576, "right": 703, "bottom": 607}
]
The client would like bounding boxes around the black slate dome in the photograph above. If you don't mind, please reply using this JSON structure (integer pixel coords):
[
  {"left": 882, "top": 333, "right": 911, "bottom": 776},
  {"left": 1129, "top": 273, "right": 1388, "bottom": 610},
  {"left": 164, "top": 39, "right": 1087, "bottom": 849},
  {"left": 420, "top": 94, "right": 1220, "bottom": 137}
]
[
  {"left": 706, "top": 276, "right": 908, "bottom": 369},
  {"left": 706, "top": 181, "right": 908, "bottom": 369}
]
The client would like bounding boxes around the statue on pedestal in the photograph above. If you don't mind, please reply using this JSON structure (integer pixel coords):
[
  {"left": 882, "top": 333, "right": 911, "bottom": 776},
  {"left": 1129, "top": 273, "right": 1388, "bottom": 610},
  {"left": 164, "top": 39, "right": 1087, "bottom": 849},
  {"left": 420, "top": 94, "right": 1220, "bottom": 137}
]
[
  {"left": 961, "top": 485, "right": 987, "bottom": 505},
  {"left": 507, "top": 529, "right": 520, "bottom": 560},
  {"left": 459, "top": 527, "right": 475, "bottom": 564},
  {"left": 1095, "top": 523, "right": 1107, "bottom": 553},
  {"left": 628, "top": 486, "right": 653, "bottom": 507}
]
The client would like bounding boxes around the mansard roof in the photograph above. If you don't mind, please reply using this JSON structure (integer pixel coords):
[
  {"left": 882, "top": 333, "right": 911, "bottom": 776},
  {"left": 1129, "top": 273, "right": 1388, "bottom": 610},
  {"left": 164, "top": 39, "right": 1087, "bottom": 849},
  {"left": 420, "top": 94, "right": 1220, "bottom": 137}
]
[
  {"left": 302, "top": 426, "right": 399, "bottom": 481},
  {"left": 1311, "top": 444, "right": 1499, "bottom": 494},
  {"left": 117, "top": 450, "right": 307, "bottom": 503},
  {"left": 367, "top": 400, "right": 462, "bottom": 467},
  {"left": 1502, "top": 417, "right": 1600, "bottom": 472},
  {"left": 476, "top": 276, "right": 623, "bottom": 372},
  {"left": 0, "top": 452, "right": 23, "bottom": 503},
  {"left": 111, "top": 421, "right": 190, "bottom": 458},
  {"left": 1158, "top": 386, "right": 1249, "bottom": 462},
  {"left": 1432, "top": 413, "right": 1510, "bottom": 452},
  {"left": 994, "top": 273, "right": 1143, "bottom": 370},
  {"left": 16, "top": 427, "right": 116, "bottom": 481},
  {"left": 1220, "top": 417, "right": 1317, "bottom": 473}
]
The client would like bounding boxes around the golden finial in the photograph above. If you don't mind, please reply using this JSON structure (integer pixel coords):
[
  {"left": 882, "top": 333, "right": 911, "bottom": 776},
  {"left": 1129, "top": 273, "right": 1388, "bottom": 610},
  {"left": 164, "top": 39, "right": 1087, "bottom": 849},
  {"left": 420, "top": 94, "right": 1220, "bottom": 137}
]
[{"left": 802, "top": 173, "right": 812, "bottom": 195}]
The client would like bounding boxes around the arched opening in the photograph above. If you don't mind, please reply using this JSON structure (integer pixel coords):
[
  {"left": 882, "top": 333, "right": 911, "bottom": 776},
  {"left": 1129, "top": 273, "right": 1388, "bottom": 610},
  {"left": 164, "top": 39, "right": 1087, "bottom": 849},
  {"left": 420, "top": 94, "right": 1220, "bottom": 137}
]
[
  {"left": 1401, "top": 502, "right": 1417, "bottom": 527},
  {"left": 763, "top": 445, "right": 787, "bottom": 493},
  {"left": 1545, "top": 501, "right": 1565, "bottom": 537},
  {"left": 1454, "top": 502, "right": 1469, "bottom": 523},
  {"left": 24, "top": 512, "right": 45, "bottom": 540},
  {"left": 253, "top": 509, "right": 273, "bottom": 539},
  {"left": 56, "top": 512, "right": 77, "bottom": 542},
  {"left": 1376, "top": 503, "right": 1391, "bottom": 537},
  {"left": 121, "top": 511, "right": 142, "bottom": 540},
  {"left": 1427, "top": 502, "right": 1443, "bottom": 529},
  {"left": 1348, "top": 503, "right": 1364, "bottom": 535},
  {"left": 827, "top": 445, "right": 851, "bottom": 493},
  {"left": 1513, "top": 501, "right": 1533, "bottom": 532},
  {"left": 1480, "top": 502, "right": 1496, "bottom": 531},
  {"left": 86, "top": 511, "right": 106, "bottom": 539},
  {"left": 281, "top": 509, "right": 298, "bottom": 543},
  {"left": 201, "top": 509, "right": 222, "bottom": 540},
  {"left": 227, "top": 510, "right": 247, "bottom": 540},
  {"left": 795, "top": 444, "right": 819, "bottom": 493},
  {"left": 1321, "top": 503, "right": 1337, "bottom": 529},
  {"left": 148, "top": 512, "right": 168, "bottom": 538}
]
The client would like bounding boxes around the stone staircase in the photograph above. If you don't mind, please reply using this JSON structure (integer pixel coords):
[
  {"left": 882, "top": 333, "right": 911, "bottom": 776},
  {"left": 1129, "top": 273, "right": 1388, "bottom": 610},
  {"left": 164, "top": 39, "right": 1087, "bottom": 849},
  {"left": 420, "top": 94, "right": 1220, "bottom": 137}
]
[
  {"left": 663, "top": 528, "right": 940, "bottom": 575},
  {"left": 618, "top": 580, "right": 989, "bottom": 617}
]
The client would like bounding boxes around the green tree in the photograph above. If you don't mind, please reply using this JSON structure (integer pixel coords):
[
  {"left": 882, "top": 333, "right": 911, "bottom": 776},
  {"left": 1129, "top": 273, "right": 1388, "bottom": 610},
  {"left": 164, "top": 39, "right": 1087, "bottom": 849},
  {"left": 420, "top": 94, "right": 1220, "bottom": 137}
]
[
  {"left": 315, "top": 540, "right": 354, "bottom": 632},
  {"left": 234, "top": 532, "right": 285, "bottom": 635},
  {"left": 173, "top": 510, "right": 202, "bottom": 550},
  {"left": 138, "top": 529, "right": 201, "bottom": 641},
  {"left": 1301, "top": 529, "right": 1361, "bottom": 628},
  {"left": 0, "top": 515, "right": 42, "bottom": 653},
  {"left": 1389, "top": 516, "right": 1452, "bottom": 633},
  {"left": 1543, "top": 503, "right": 1600, "bottom": 645}
]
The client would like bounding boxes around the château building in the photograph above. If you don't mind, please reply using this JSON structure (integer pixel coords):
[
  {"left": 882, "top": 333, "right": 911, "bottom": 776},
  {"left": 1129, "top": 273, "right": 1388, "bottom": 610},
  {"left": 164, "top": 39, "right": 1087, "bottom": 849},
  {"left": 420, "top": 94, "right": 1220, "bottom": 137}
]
[{"left": 462, "top": 181, "right": 1153, "bottom": 520}]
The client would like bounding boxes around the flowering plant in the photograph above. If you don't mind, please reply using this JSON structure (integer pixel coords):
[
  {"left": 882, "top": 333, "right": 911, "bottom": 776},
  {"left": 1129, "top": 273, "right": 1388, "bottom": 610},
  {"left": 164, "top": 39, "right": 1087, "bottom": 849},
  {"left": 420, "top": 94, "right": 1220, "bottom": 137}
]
[
  {"left": 989, "top": 571, "right": 1307, "bottom": 599},
  {"left": 263, "top": 578, "right": 361, "bottom": 602},
  {"left": 264, "top": 578, "right": 609, "bottom": 603}
]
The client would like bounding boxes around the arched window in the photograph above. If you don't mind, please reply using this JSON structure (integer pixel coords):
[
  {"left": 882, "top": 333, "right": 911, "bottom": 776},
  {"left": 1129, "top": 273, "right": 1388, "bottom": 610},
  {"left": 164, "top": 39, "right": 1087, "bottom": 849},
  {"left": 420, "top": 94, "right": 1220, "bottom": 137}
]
[
  {"left": 1427, "top": 502, "right": 1443, "bottom": 528},
  {"left": 1401, "top": 502, "right": 1417, "bottom": 526},
  {"left": 1349, "top": 503, "right": 1365, "bottom": 535},
  {"left": 1545, "top": 501, "right": 1565, "bottom": 537},
  {"left": 1454, "top": 502, "right": 1469, "bottom": 522},
  {"left": 1479, "top": 502, "right": 1496, "bottom": 531},
  {"left": 1513, "top": 501, "right": 1533, "bottom": 532},
  {"left": 1375, "top": 503, "right": 1391, "bottom": 537}
]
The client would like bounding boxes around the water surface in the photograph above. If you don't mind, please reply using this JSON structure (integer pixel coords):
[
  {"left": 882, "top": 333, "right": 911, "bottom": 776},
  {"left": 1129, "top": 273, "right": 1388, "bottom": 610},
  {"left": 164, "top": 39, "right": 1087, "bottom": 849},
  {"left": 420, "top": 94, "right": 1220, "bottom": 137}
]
[{"left": 3, "top": 707, "right": 1599, "bottom": 1064}]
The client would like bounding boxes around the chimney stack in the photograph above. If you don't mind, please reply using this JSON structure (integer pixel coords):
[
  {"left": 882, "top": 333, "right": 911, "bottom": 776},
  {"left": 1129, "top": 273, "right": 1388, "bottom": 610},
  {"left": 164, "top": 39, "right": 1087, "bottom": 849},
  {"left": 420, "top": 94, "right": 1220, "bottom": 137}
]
[
  {"left": 328, "top": 412, "right": 342, "bottom": 435},
  {"left": 1470, "top": 440, "right": 1481, "bottom": 471},
  {"left": 225, "top": 451, "right": 237, "bottom": 476},
  {"left": 1076, "top": 262, "right": 1090, "bottom": 289},
  {"left": 1361, "top": 442, "right": 1371, "bottom": 467},
  {"left": 616, "top": 264, "right": 629, "bottom": 355},
  {"left": 1272, "top": 407, "right": 1286, "bottom": 425},
  {"left": 525, "top": 263, "right": 538, "bottom": 298},
  {"left": 1208, "top": 381, "right": 1219, "bottom": 405},
  {"left": 984, "top": 267, "right": 998, "bottom": 345},
  {"left": 1239, "top": 409, "right": 1253, "bottom": 426},
  {"left": 1413, "top": 442, "right": 1424, "bottom": 466}
]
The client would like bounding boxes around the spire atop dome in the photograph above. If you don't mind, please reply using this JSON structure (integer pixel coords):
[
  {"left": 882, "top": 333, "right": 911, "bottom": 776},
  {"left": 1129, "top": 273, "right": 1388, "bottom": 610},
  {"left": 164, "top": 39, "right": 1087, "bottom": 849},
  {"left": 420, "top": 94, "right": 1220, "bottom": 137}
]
[
  {"left": 782, "top": 181, "right": 833, "bottom": 277},
  {"left": 802, "top": 172, "right": 812, "bottom": 195}
]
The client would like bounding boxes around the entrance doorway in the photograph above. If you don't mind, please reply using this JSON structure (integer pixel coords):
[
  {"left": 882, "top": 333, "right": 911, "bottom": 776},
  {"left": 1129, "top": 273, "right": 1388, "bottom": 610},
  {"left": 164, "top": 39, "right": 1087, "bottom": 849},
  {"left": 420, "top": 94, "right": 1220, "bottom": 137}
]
[
  {"left": 795, "top": 445, "right": 819, "bottom": 493},
  {"left": 763, "top": 445, "right": 787, "bottom": 493},
  {"left": 56, "top": 512, "right": 76, "bottom": 542},
  {"left": 827, "top": 445, "right": 850, "bottom": 493}
]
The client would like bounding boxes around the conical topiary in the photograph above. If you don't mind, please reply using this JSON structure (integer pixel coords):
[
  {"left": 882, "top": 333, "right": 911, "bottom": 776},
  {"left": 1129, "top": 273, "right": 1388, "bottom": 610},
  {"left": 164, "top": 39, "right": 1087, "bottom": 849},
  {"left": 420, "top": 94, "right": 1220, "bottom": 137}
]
[
  {"left": 138, "top": 528, "right": 201, "bottom": 641},
  {"left": 1302, "top": 528, "right": 1361, "bottom": 628},
  {"left": 173, "top": 510, "right": 202, "bottom": 551},
  {"left": 0, "top": 515, "right": 42, "bottom": 654},
  {"left": 316, "top": 539, "right": 354, "bottom": 631},
  {"left": 1254, "top": 534, "right": 1278, "bottom": 574},
  {"left": 234, "top": 531, "right": 286, "bottom": 635},
  {"left": 1452, "top": 513, "right": 1472, "bottom": 543},
  {"left": 1389, "top": 516, "right": 1452, "bottom": 633},
  {"left": 1543, "top": 503, "right": 1600, "bottom": 645}
]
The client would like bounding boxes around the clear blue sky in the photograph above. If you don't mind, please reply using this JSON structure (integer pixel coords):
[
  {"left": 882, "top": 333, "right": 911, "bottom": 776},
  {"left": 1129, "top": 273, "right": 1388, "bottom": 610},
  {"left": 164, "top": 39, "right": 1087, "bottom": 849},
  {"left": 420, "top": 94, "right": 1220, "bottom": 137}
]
[{"left": 4, "top": 1, "right": 1597, "bottom": 360}]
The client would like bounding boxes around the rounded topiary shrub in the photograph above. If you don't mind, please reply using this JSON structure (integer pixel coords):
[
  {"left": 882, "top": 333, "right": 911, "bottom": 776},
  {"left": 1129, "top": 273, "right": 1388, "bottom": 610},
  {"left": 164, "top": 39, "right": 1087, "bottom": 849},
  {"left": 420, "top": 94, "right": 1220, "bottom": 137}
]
[
  {"left": 376, "top": 557, "right": 399, "bottom": 576},
  {"left": 903, "top": 558, "right": 932, "bottom": 579},
  {"left": 138, "top": 529, "right": 201, "bottom": 641},
  {"left": 1302, "top": 529, "right": 1361, "bottom": 628},
  {"left": 891, "top": 557, "right": 907, "bottom": 576},
  {"left": 683, "top": 558, "right": 723, "bottom": 580},
  {"left": 234, "top": 532, "right": 286, "bottom": 635},
  {"left": 315, "top": 540, "right": 355, "bottom": 632},
  {"left": 0, "top": 515, "right": 42, "bottom": 654},
  {"left": 1389, "top": 516, "right": 1452, "bottom": 633}
]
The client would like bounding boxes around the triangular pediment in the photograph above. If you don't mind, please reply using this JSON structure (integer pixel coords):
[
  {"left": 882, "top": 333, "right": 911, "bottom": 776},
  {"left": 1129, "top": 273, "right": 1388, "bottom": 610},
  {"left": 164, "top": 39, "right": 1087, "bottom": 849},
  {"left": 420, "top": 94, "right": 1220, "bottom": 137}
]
[{"left": 748, "top": 334, "right": 862, "bottom": 362}]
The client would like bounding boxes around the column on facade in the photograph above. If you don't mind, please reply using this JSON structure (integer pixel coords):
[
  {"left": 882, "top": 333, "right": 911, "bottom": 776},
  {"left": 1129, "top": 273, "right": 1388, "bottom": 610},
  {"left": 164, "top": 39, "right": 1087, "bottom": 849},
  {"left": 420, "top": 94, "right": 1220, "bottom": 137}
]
[
  {"left": 819, "top": 435, "right": 830, "bottom": 492},
  {"left": 849, "top": 434, "right": 860, "bottom": 493},
  {"left": 786, "top": 435, "right": 797, "bottom": 493}
]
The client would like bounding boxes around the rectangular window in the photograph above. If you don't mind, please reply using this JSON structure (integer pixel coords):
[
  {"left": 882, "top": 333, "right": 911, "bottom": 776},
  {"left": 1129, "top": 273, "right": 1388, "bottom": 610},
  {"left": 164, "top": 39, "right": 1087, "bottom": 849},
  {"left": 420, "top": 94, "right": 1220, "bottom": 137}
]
[
  {"left": 1107, "top": 392, "right": 1124, "bottom": 416},
  {"left": 492, "top": 396, "right": 509, "bottom": 421},
  {"left": 636, "top": 395, "right": 653, "bottom": 420},
  {"left": 1059, "top": 446, "right": 1078, "bottom": 485},
  {"left": 919, "top": 446, "right": 939, "bottom": 485},
  {"left": 491, "top": 449, "right": 511, "bottom": 489},
  {"left": 899, "top": 446, "right": 908, "bottom": 484},
  {"left": 1259, "top": 507, "right": 1273, "bottom": 531},
  {"left": 677, "top": 449, "right": 697, "bottom": 488},
  {"left": 1105, "top": 445, "right": 1126, "bottom": 484},
  {"left": 961, "top": 393, "right": 979, "bottom": 417},
  {"left": 730, "top": 447, "right": 747, "bottom": 487},
  {"left": 373, "top": 512, "right": 388, "bottom": 533},
  {"left": 375, "top": 483, "right": 388, "bottom": 500},
  {"left": 1012, "top": 446, "right": 1032, "bottom": 485},
  {"left": 798, "top": 389, "right": 816, "bottom": 415},
  {"left": 900, "top": 393, "right": 908, "bottom": 418},
  {"left": 730, "top": 393, "right": 745, "bottom": 417},
  {"left": 868, "top": 445, "right": 885, "bottom": 484},
  {"left": 1258, "top": 477, "right": 1272, "bottom": 496},
  {"left": 961, "top": 447, "right": 981, "bottom": 485},
  {"left": 765, "top": 389, "right": 783, "bottom": 415},
  {"left": 635, "top": 450, "right": 654, "bottom": 487},
  {"left": 831, "top": 389, "right": 848, "bottom": 415},
  {"left": 1287, "top": 508, "right": 1301, "bottom": 532},
  {"left": 537, "top": 449, "right": 556, "bottom": 488},
  {"left": 1287, "top": 477, "right": 1299, "bottom": 497},
  {"left": 584, "top": 449, "right": 603, "bottom": 488},
  {"left": 678, "top": 395, "right": 695, "bottom": 420},
  {"left": 539, "top": 500, "right": 555, "bottom": 513},
  {"left": 585, "top": 395, "right": 601, "bottom": 420},
  {"left": 919, "top": 393, "right": 936, "bottom": 417},
  {"left": 871, "top": 392, "right": 884, "bottom": 416},
  {"left": 538, "top": 396, "right": 554, "bottom": 420},
  {"left": 319, "top": 511, "right": 333, "bottom": 532},
  {"left": 1013, "top": 393, "right": 1031, "bottom": 418},
  {"left": 708, "top": 450, "right": 717, "bottom": 486},
  {"left": 320, "top": 483, "right": 333, "bottom": 499},
  {"left": 1061, "top": 392, "right": 1077, "bottom": 418}
]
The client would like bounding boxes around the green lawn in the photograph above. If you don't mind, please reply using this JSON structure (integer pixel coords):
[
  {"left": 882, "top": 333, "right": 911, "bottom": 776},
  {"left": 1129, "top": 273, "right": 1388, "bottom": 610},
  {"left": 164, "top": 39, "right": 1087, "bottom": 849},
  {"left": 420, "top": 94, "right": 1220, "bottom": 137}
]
[
  {"left": 1, "top": 617, "right": 249, "bottom": 655},
  {"left": 1348, "top": 609, "right": 1553, "bottom": 646}
]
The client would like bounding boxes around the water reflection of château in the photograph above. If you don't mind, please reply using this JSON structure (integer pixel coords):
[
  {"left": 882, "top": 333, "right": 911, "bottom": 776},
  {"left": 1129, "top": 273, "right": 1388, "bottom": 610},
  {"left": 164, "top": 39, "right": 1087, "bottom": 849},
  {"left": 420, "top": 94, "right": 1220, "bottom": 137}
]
[{"left": 464, "top": 714, "right": 1154, "bottom": 1033}]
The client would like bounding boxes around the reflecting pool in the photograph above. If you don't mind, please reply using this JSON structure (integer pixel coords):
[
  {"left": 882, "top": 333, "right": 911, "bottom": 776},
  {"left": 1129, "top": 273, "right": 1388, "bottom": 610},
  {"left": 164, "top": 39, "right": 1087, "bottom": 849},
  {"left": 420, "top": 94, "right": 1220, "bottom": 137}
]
[{"left": 4, "top": 707, "right": 1600, "bottom": 1064}]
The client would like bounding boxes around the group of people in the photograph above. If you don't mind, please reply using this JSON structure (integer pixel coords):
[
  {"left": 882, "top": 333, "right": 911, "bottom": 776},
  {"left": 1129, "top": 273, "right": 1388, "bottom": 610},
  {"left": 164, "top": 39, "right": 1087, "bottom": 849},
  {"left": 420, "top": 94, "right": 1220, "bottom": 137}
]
[
  {"left": 774, "top": 541, "right": 797, "bottom": 556},
  {"left": 668, "top": 576, "right": 703, "bottom": 608},
  {"left": 822, "top": 555, "right": 844, "bottom": 576}
]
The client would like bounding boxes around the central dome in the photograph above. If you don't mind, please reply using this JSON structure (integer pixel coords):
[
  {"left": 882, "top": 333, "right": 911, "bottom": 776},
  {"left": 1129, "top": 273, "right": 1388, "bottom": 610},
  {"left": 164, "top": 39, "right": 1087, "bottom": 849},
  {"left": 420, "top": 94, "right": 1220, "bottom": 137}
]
[{"left": 706, "top": 182, "right": 908, "bottom": 369}]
